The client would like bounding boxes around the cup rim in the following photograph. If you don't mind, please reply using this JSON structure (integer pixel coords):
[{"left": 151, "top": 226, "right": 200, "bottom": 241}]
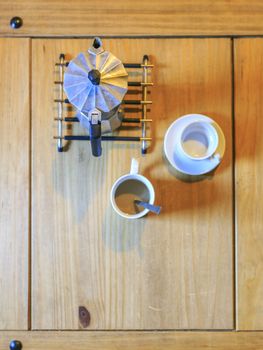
[
  {"left": 110, "top": 173, "right": 155, "bottom": 219},
  {"left": 179, "top": 121, "right": 219, "bottom": 161}
]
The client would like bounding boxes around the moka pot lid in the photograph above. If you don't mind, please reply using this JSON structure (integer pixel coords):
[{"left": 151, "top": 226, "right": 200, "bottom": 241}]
[{"left": 63, "top": 39, "right": 128, "bottom": 114}]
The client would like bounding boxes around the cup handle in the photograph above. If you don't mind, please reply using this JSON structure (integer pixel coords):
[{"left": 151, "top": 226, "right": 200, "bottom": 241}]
[
  {"left": 130, "top": 158, "right": 139, "bottom": 175},
  {"left": 212, "top": 153, "right": 221, "bottom": 163}
]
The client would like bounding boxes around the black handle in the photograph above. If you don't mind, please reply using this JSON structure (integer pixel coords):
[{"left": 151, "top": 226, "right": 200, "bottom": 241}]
[{"left": 89, "top": 122, "right": 102, "bottom": 157}]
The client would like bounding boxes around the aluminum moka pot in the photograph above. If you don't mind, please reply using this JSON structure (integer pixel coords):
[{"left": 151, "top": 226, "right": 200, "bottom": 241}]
[{"left": 63, "top": 37, "right": 128, "bottom": 157}]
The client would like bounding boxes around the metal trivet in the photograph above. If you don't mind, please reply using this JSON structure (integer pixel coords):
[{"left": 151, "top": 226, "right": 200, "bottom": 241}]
[{"left": 54, "top": 54, "right": 154, "bottom": 154}]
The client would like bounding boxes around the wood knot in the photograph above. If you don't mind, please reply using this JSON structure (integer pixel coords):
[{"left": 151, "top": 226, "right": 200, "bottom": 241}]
[{"left": 79, "top": 306, "right": 91, "bottom": 328}]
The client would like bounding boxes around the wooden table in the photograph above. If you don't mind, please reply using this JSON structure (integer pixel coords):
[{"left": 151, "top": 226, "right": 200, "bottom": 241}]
[{"left": 0, "top": 1, "right": 263, "bottom": 349}]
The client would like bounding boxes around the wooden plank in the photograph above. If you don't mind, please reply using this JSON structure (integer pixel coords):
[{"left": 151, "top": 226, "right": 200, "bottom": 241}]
[
  {"left": 1, "top": 331, "right": 263, "bottom": 350},
  {"left": 32, "top": 38, "right": 233, "bottom": 330},
  {"left": 0, "top": 39, "right": 29, "bottom": 329},
  {"left": 2, "top": 1, "right": 263, "bottom": 37},
  {"left": 235, "top": 38, "right": 263, "bottom": 330}
]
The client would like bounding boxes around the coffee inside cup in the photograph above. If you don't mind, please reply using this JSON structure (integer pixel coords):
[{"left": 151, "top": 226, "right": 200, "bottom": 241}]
[
  {"left": 182, "top": 130, "right": 208, "bottom": 158},
  {"left": 114, "top": 179, "right": 150, "bottom": 215},
  {"left": 181, "top": 122, "right": 218, "bottom": 159}
]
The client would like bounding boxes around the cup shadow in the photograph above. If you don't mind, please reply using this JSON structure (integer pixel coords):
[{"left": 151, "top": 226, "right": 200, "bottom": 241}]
[
  {"left": 142, "top": 153, "right": 225, "bottom": 217},
  {"left": 102, "top": 204, "right": 145, "bottom": 256}
]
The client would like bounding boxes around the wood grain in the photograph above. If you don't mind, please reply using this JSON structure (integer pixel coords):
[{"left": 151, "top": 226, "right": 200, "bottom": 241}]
[
  {"left": 0, "top": 39, "right": 29, "bottom": 329},
  {"left": 32, "top": 38, "right": 233, "bottom": 330},
  {"left": 235, "top": 38, "right": 263, "bottom": 330},
  {"left": 2, "top": 1, "right": 263, "bottom": 37},
  {"left": 1, "top": 331, "right": 263, "bottom": 350}
]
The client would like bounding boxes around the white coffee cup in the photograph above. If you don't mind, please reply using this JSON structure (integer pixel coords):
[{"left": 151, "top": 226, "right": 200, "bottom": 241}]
[
  {"left": 110, "top": 158, "right": 155, "bottom": 219},
  {"left": 179, "top": 121, "right": 220, "bottom": 161}
]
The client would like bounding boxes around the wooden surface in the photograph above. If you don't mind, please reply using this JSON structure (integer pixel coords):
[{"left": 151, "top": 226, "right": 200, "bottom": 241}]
[
  {"left": 0, "top": 39, "right": 29, "bottom": 329},
  {"left": 235, "top": 38, "right": 263, "bottom": 330},
  {"left": 2, "top": 1, "right": 263, "bottom": 37},
  {"left": 1, "top": 331, "right": 263, "bottom": 350},
  {"left": 32, "top": 38, "right": 233, "bottom": 330}
]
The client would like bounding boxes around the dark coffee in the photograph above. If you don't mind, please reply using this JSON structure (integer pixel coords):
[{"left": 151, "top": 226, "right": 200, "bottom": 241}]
[{"left": 115, "top": 179, "right": 150, "bottom": 215}]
